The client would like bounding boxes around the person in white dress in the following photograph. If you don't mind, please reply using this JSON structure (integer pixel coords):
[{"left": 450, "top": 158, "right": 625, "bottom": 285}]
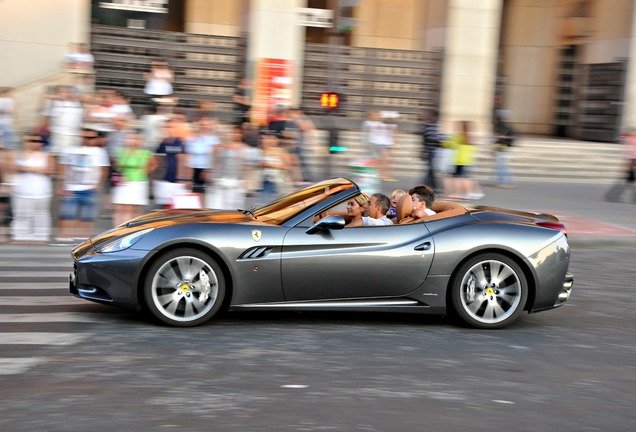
[
  {"left": 9, "top": 134, "right": 54, "bottom": 243},
  {"left": 207, "top": 126, "right": 249, "bottom": 210},
  {"left": 144, "top": 60, "right": 174, "bottom": 107}
]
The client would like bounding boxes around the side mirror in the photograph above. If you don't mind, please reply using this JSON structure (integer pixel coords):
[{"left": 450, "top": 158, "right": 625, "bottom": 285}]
[{"left": 305, "top": 215, "right": 346, "bottom": 235}]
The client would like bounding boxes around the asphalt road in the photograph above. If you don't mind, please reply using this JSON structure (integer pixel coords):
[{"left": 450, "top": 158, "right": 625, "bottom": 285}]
[{"left": 0, "top": 243, "right": 635, "bottom": 432}]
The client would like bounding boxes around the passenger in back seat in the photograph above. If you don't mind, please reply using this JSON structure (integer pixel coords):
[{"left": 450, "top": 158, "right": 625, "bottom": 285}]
[{"left": 409, "top": 185, "right": 436, "bottom": 219}]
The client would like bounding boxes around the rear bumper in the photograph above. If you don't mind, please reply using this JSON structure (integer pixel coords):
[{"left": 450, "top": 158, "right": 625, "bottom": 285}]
[
  {"left": 555, "top": 272, "right": 574, "bottom": 306},
  {"left": 527, "top": 234, "right": 573, "bottom": 312}
]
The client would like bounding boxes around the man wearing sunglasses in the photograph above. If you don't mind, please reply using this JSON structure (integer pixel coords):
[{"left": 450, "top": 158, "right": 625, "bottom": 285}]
[{"left": 55, "top": 128, "right": 110, "bottom": 242}]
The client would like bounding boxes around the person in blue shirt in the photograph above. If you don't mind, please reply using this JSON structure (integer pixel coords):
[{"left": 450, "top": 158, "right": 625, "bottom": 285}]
[{"left": 154, "top": 118, "right": 187, "bottom": 207}]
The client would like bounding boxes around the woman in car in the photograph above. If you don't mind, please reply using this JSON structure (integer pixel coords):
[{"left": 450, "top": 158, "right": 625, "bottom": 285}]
[{"left": 345, "top": 193, "right": 369, "bottom": 227}]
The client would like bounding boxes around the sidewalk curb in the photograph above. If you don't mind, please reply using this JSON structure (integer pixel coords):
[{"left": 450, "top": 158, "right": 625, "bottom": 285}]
[{"left": 568, "top": 236, "right": 636, "bottom": 248}]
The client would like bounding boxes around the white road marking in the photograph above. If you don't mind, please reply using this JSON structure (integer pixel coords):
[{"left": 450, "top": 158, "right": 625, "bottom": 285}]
[
  {"left": 0, "top": 272, "right": 69, "bottom": 278},
  {"left": 0, "top": 358, "right": 45, "bottom": 375},
  {"left": 0, "top": 296, "right": 86, "bottom": 306},
  {"left": 0, "top": 262, "right": 70, "bottom": 268},
  {"left": 0, "top": 283, "right": 67, "bottom": 290},
  {"left": 0, "top": 332, "right": 91, "bottom": 345},
  {"left": 0, "top": 312, "right": 103, "bottom": 323}
]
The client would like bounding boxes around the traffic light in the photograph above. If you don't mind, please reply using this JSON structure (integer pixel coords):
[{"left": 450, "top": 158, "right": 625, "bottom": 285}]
[
  {"left": 320, "top": 92, "right": 340, "bottom": 110},
  {"left": 328, "top": 125, "right": 348, "bottom": 154}
]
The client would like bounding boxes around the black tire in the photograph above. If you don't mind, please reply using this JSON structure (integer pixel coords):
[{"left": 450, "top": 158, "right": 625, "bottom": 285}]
[
  {"left": 450, "top": 253, "right": 527, "bottom": 329},
  {"left": 144, "top": 248, "right": 225, "bottom": 327}
]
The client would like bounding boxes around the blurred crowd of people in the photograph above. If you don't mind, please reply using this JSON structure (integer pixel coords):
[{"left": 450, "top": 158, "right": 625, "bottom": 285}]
[
  {"left": 362, "top": 108, "right": 517, "bottom": 201},
  {"left": 5, "top": 44, "right": 632, "bottom": 244},
  {"left": 0, "top": 69, "right": 317, "bottom": 243},
  {"left": 0, "top": 73, "right": 519, "bottom": 245}
]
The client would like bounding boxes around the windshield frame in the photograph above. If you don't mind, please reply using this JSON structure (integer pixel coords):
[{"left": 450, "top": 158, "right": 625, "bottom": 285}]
[{"left": 252, "top": 178, "right": 358, "bottom": 225}]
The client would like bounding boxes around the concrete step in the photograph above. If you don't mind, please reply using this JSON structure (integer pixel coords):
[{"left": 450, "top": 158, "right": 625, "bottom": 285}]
[{"left": 300, "top": 131, "right": 626, "bottom": 184}]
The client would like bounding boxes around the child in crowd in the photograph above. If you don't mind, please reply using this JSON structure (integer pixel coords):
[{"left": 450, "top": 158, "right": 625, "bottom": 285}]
[{"left": 386, "top": 189, "right": 406, "bottom": 219}]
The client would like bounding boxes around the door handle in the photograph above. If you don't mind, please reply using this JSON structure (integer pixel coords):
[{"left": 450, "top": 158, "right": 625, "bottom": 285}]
[{"left": 414, "top": 242, "right": 432, "bottom": 251}]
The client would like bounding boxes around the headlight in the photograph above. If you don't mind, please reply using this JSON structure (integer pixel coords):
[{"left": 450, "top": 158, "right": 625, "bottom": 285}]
[{"left": 98, "top": 228, "right": 155, "bottom": 253}]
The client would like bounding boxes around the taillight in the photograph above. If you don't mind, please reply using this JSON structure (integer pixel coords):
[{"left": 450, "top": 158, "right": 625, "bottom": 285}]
[{"left": 537, "top": 221, "right": 568, "bottom": 237}]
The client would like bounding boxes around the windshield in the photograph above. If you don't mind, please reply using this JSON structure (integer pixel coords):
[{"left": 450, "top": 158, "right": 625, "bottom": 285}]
[{"left": 253, "top": 178, "right": 357, "bottom": 225}]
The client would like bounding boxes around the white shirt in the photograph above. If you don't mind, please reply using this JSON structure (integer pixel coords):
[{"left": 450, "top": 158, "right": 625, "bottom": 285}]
[
  {"left": 0, "top": 97, "right": 15, "bottom": 123},
  {"left": 362, "top": 120, "right": 395, "bottom": 147},
  {"left": 186, "top": 134, "right": 220, "bottom": 169},
  {"left": 13, "top": 152, "right": 52, "bottom": 199},
  {"left": 60, "top": 146, "right": 110, "bottom": 191},
  {"left": 362, "top": 215, "right": 394, "bottom": 226},
  {"left": 49, "top": 100, "right": 83, "bottom": 135},
  {"left": 144, "top": 69, "right": 173, "bottom": 96},
  {"left": 111, "top": 103, "right": 133, "bottom": 118}
]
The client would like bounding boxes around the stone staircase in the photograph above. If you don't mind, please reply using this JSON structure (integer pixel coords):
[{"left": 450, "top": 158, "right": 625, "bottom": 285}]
[{"left": 302, "top": 130, "right": 626, "bottom": 184}]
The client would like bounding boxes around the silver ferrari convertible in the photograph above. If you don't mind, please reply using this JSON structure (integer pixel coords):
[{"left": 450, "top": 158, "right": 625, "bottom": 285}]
[{"left": 70, "top": 178, "right": 573, "bottom": 329}]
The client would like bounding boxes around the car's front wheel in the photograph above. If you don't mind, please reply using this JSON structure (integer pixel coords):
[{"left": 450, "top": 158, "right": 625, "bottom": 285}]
[
  {"left": 450, "top": 253, "right": 527, "bottom": 329},
  {"left": 144, "top": 248, "right": 225, "bottom": 327}
]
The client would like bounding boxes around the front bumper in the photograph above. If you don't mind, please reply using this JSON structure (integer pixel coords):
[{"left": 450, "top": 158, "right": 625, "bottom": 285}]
[
  {"left": 69, "top": 271, "right": 114, "bottom": 304},
  {"left": 69, "top": 248, "right": 156, "bottom": 310}
]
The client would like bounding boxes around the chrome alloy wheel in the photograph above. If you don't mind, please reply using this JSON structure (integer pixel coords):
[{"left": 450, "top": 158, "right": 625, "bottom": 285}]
[
  {"left": 150, "top": 255, "right": 219, "bottom": 323},
  {"left": 457, "top": 257, "right": 525, "bottom": 327}
]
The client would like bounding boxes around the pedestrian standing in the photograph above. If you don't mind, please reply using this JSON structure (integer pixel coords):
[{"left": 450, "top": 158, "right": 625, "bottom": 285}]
[
  {"left": 290, "top": 108, "right": 316, "bottom": 183},
  {"left": 112, "top": 131, "right": 158, "bottom": 226},
  {"left": 47, "top": 85, "right": 84, "bottom": 156},
  {"left": 362, "top": 111, "right": 397, "bottom": 181},
  {"left": 233, "top": 78, "right": 251, "bottom": 124},
  {"left": 421, "top": 109, "right": 444, "bottom": 193},
  {"left": 0, "top": 87, "right": 18, "bottom": 150},
  {"left": 143, "top": 60, "right": 174, "bottom": 108},
  {"left": 56, "top": 128, "right": 110, "bottom": 242},
  {"left": 442, "top": 121, "right": 483, "bottom": 200},
  {"left": 140, "top": 105, "right": 167, "bottom": 151},
  {"left": 207, "top": 125, "right": 249, "bottom": 209},
  {"left": 605, "top": 129, "right": 636, "bottom": 203},
  {"left": 153, "top": 119, "right": 188, "bottom": 207},
  {"left": 492, "top": 110, "right": 516, "bottom": 188},
  {"left": 259, "top": 132, "right": 292, "bottom": 204},
  {"left": 9, "top": 133, "right": 54, "bottom": 244},
  {"left": 185, "top": 115, "right": 220, "bottom": 203}
]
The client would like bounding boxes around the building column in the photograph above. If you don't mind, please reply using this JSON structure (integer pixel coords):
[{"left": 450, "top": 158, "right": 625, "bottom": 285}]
[
  {"left": 440, "top": 0, "right": 503, "bottom": 137},
  {"left": 247, "top": 0, "right": 306, "bottom": 125},
  {"left": 621, "top": 0, "right": 636, "bottom": 131}
]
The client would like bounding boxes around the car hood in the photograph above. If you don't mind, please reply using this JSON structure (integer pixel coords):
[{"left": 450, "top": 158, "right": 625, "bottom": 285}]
[
  {"left": 76, "top": 209, "right": 258, "bottom": 256},
  {"left": 125, "top": 208, "right": 254, "bottom": 227}
]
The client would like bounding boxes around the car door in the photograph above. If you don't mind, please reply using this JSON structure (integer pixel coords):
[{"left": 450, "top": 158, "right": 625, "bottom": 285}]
[{"left": 281, "top": 223, "right": 434, "bottom": 301}]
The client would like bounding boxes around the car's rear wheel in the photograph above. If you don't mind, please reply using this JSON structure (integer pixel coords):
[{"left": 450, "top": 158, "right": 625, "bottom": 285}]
[
  {"left": 144, "top": 248, "right": 225, "bottom": 327},
  {"left": 450, "top": 253, "right": 527, "bottom": 329}
]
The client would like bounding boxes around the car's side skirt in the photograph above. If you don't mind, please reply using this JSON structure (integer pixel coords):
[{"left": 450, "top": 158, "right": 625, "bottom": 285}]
[{"left": 230, "top": 298, "right": 444, "bottom": 315}]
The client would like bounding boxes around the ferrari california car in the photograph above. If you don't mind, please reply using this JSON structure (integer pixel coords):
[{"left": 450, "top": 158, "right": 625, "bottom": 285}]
[{"left": 69, "top": 177, "right": 573, "bottom": 329}]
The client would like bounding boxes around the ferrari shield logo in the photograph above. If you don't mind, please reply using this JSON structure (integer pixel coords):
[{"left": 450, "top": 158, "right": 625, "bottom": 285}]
[{"left": 252, "top": 230, "right": 262, "bottom": 242}]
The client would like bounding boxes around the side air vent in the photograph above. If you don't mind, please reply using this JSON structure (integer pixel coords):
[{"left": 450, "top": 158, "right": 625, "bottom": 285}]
[{"left": 238, "top": 247, "right": 274, "bottom": 260}]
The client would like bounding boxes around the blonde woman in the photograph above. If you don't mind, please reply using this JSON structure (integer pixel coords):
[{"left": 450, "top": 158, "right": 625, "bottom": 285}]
[{"left": 345, "top": 193, "right": 370, "bottom": 227}]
